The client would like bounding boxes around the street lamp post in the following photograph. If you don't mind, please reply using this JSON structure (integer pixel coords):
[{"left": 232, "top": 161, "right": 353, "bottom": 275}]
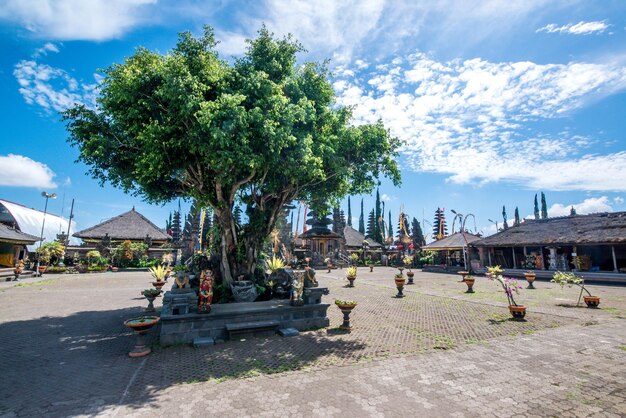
[
  {"left": 36, "top": 191, "right": 57, "bottom": 276},
  {"left": 451, "top": 209, "right": 476, "bottom": 272},
  {"left": 487, "top": 218, "right": 499, "bottom": 232}
]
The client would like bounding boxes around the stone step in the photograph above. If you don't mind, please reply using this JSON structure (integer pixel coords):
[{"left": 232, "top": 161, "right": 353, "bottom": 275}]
[{"left": 225, "top": 320, "right": 279, "bottom": 339}]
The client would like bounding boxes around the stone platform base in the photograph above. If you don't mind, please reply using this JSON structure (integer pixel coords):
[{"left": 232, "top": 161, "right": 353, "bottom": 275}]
[{"left": 160, "top": 299, "right": 330, "bottom": 346}]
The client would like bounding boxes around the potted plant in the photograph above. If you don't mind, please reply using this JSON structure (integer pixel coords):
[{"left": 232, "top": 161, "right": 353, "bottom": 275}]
[
  {"left": 345, "top": 266, "right": 357, "bottom": 287},
  {"left": 460, "top": 274, "right": 475, "bottom": 293},
  {"left": 523, "top": 271, "right": 536, "bottom": 289},
  {"left": 141, "top": 288, "right": 161, "bottom": 312},
  {"left": 325, "top": 257, "right": 333, "bottom": 273},
  {"left": 148, "top": 265, "right": 168, "bottom": 290},
  {"left": 487, "top": 266, "right": 525, "bottom": 319},
  {"left": 368, "top": 261, "right": 374, "bottom": 272},
  {"left": 457, "top": 270, "right": 469, "bottom": 283},
  {"left": 349, "top": 253, "right": 359, "bottom": 266},
  {"left": 394, "top": 272, "right": 405, "bottom": 298},
  {"left": 266, "top": 256, "right": 285, "bottom": 275},
  {"left": 335, "top": 299, "right": 357, "bottom": 331},
  {"left": 551, "top": 271, "right": 600, "bottom": 308},
  {"left": 403, "top": 255, "right": 414, "bottom": 284},
  {"left": 12, "top": 260, "right": 25, "bottom": 281}
]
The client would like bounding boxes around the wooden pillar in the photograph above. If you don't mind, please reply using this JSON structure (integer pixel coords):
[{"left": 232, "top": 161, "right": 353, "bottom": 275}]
[
  {"left": 487, "top": 249, "right": 492, "bottom": 267},
  {"left": 512, "top": 247, "right": 516, "bottom": 269},
  {"left": 612, "top": 246, "right": 618, "bottom": 272}
]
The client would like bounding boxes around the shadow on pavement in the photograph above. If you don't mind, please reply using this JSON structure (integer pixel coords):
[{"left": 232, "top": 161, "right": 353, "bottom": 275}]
[{"left": 0, "top": 307, "right": 366, "bottom": 416}]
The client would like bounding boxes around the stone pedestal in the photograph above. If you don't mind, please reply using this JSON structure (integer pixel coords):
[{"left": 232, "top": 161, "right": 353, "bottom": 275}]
[
  {"left": 303, "top": 287, "right": 329, "bottom": 305},
  {"left": 160, "top": 299, "right": 330, "bottom": 346},
  {"left": 162, "top": 287, "right": 198, "bottom": 316}
]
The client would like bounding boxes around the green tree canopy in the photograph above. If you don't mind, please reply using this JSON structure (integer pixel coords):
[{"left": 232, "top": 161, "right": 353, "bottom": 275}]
[{"left": 62, "top": 26, "right": 401, "bottom": 282}]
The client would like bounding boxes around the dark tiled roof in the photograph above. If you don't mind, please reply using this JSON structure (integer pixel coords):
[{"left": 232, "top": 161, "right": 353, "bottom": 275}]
[
  {"left": 343, "top": 226, "right": 382, "bottom": 247},
  {"left": 0, "top": 223, "right": 40, "bottom": 244},
  {"left": 73, "top": 208, "right": 170, "bottom": 241},
  {"left": 422, "top": 232, "right": 482, "bottom": 250},
  {"left": 472, "top": 212, "right": 626, "bottom": 247}
]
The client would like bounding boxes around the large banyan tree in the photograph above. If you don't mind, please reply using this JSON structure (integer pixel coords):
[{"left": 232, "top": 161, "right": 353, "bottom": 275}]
[{"left": 63, "top": 26, "right": 401, "bottom": 284}]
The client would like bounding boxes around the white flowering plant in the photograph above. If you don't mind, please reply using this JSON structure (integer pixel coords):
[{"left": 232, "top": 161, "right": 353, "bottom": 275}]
[{"left": 486, "top": 266, "right": 523, "bottom": 306}]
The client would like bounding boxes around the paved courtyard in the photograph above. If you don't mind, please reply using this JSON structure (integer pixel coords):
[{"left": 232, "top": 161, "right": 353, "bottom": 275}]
[{"left": 0, "top": 268, "right": 624, "bottom": 417}]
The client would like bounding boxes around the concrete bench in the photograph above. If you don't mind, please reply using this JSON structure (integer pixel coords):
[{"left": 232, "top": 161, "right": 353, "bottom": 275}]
[{"left": 225, "top": 320, "right": 279, "bottom": 339}]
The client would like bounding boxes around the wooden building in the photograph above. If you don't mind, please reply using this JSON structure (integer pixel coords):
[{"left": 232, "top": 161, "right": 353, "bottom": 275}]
[
  {"left": 471, "top": 212, "right": 626, "bottom": 274},
  {"left": 0, "top": 223, "right": 39, "bottom": 267},
  {"left": 343, "top": 225, "right": 383, "bottom": 260}
]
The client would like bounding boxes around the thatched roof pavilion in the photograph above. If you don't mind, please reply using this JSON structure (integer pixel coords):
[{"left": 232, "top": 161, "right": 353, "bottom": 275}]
[
  {"left": 471, "top": 212, "right": 626, "bottom": 273},
  {"left": 73, "top": 208, "right": 170, "bottom": 244}
]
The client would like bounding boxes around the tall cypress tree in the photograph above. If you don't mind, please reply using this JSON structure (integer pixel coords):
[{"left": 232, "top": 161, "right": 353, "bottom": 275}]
[
  {"left": 514, "top": 207, "right": 520, "bottom": 226},
  {"left": 502, "top": 205, "right": 508, "bottom": 229},
  {"left": 570, "top": 206, "right": 577, "bottom": 216},
  {"left": 358, "top": 198, "right": 365, "bottom": 234},
  {"left": 411, "top": 217, "right": 426, "bottom": 247},
  {"left": 534, "top": 194, "right": 540, "bottom": 220},
  {"left": 374, "top": 189, "right": 382, "bottom": 243},
  {"left": 388, "top": 210, "right": 393, "bottom": 241},
  {"left": 541, "top": 192, "right": 548, "bottom": 219},
  {"left": 347, "top": 196, "right": 352, "bottom": 226}
]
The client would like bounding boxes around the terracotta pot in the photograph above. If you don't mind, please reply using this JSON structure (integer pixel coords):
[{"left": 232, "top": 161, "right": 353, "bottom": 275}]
[
  {"left": 14, "top": 268, "right": 22, "bottom": 275},
  {"left": 111, "top": 267, "right": 119, "bottom": 272},
  {"left": 124, "top": 316, "right": 160, "bottom": 358},
  {"left": 38, "top": 266, "right": 47, "bottom": 274},
  {"left": 152, "top": 281, "right": 165, "bottom": 290},
  {"left": 523, "top": 273, "right": 536, "bottom": 289},
  {"left": 508, "top": 305, "right": 526, "bottom": 320},
  {"left": 583, "top": 296, "right": 600, "bottom": 308},
  {"left": 347, "top": 276, "right": 356, "bottom": 287},
  {"left": 394, "top": 277, "right": 406, "bottom": 285},
  {"left": 464, "top": 278, "right": 475, "bottom": 293},
  {"left": 369, "top": 266, "right": 374, "bottom": 272}
]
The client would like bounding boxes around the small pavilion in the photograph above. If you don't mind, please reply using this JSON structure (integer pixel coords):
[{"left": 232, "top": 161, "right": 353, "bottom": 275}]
[
  {"left": 297, "top": 210, "right": 342, "bottom": 263},
  {"left": 0, "top": 223, "right": 40, "bottom": 267},
  {"left": 421, "top": 231, "right": 482, "bottom": 272}
]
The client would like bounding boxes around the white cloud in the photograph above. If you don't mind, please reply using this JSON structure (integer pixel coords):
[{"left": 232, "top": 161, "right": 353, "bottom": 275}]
[
  {"left": 335, "top": 52, "right": 626, "bottom": 191},
  {"left": 215, "top": 30, "right": 249, "bottom": 56},
  {"left": 613, "top": 196, "right": 624, "bottom": 205},
  {"left": 33, "top": 42, "right": 60, "bottom": 58},
  {"left": 537, "top": 21, "right": 610, "bottom": 35},
  {"left": 0, "top": 0, "right": 156, "bottom": 41},
  {"left": 13, "top": 60, "right": 99, "bottom": 112},
  {"left": 548, "top": 196, "right": 614, "bottom": 217},
  {"left": 0, "top": 154, "right": 57, "bottom": 188},
  {"left": 63, "top": 177, "right": 72, "bottom": 187}
]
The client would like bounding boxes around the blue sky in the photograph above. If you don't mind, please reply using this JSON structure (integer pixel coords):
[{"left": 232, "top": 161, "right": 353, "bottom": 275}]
[{"left": 0, "top": 0, "right": 625, "bottom": 241}]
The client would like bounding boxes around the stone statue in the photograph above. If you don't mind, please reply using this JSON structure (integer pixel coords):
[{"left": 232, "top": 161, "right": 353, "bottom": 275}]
[
  {"left": 304, "top": 267, "right": 318, "bottom": 288},
  {"left": 290, "top": 272, "right": 304, "bottom": 306},
  {"left": 198, "top": 270, "right": 214, "bottom": 314},
  {"left": 231, "top": 277, "right": 258, "bottom": 302},
  {"left": 270, "top": 268, "right": 294, "bottom": 299}
]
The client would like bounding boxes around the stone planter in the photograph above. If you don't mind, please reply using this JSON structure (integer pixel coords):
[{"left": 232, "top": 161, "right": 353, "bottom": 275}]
[
  {"left": 369, "top": 266, "right": 374, "bottom": 272},
  {"left": 336, "top": 303, "right": 356, "bottom": 331},
  {"left": 346, "top": 276, "right": 356, "bottom": 287},
  {"left": 508, "top": 305, "right": 526, "bottom": 320},
  {"left": 152, "top": 281, "right": 165, "bottom": 291},
  {"left": 394, "top": 277, "right": 405, "bottom": 298},
  {"left": 464, "top": 277, "right": 475, "bottom": 293},
  {"left": 523, "top": 273, "right": 536, "bottom": 289},
  {"left": 124, "top": 316, "right": 159, "bottom": 357},
  {"left": 583, "top": 296, "right": 600, "bottom": 308},
  {"left": 407, "top": 271, "right": 414, "bottom": 285},
  {"left": 457, "top": 270, "right": 469, "bottom": 282},
  {"left": 111, "top": 267, "right": 119, "bottom": 272}
]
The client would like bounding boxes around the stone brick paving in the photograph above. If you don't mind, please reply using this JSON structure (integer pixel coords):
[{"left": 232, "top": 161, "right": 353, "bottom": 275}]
[{"left": 0, "top": 269, "right": 624, "bottom": 417}]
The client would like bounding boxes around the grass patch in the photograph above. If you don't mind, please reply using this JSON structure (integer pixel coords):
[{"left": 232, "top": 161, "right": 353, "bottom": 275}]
[{"left": 15, "top": 279, "right": 58, "bottom": 288}]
